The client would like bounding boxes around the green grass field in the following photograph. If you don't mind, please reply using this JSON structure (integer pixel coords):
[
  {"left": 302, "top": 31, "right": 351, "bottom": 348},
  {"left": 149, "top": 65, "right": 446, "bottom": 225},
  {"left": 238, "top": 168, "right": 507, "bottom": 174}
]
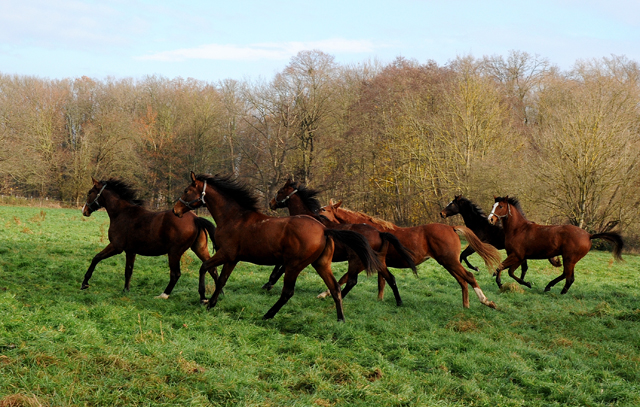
[{"left": 0, "top": 206, "right": 639, "bottom": 406}]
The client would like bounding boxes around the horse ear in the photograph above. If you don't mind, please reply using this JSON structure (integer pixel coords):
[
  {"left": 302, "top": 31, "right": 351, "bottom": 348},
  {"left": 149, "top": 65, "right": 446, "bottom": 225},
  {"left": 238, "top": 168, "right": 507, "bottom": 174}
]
[
  {"left": 329, "top": 198, "right": 334, "bottom": 205},
  {"left": 190, "top": 171, "right": 197, "bottom": 183},
  {"left": 334, "top": 200, "right": 342, "bottom": 209},
  {"left": 91, "top": 177, "right": 100, "bottom": 187},
  {"left": 455, "top": 195, "right": 461, "bottom": 200},
  {"left": 505, "top": 195, "right": 509, "bottom": 200},
  {"left": 493, "top": 195, "right": 497, "bottom": 200}
]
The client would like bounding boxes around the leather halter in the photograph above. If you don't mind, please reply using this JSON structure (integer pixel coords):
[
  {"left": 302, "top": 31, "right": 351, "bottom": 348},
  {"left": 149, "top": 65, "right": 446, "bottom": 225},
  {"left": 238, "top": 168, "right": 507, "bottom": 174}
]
[
  {"left": 83, "top": 183, "right": 107, "bottom": 212},
  {"left": 179, "top": 180, "right": 207, "bottom": 211},
  {"left": 276, "top": 189, "right": 298, "bottom": 205},
  {"left": 488, "top": 201, "right": 511, "bottom": 221}
]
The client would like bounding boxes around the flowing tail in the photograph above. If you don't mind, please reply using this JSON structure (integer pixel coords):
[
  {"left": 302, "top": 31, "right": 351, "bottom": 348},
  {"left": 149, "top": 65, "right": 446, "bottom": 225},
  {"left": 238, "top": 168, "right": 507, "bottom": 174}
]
[
  {"left": 453, "top": 226, "right": 502, "bottom": 272},
  {"left": 380, "top": 232, "right": 417, "bottom": 275},
  {"left": 325, "top": 229, "right": 384, "bottom": 276},
  {"left": 194, "top": 217, "right": 217, "bottom": 250},
  {"left": 590, "top": 232, "right": 623, "bottom": 261}
]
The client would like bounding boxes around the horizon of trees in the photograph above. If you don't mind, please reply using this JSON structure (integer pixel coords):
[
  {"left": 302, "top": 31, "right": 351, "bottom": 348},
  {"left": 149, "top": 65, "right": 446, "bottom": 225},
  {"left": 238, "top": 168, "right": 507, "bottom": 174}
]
[{"left": 1, "top": 50, "right": 639, "bottom": 246}]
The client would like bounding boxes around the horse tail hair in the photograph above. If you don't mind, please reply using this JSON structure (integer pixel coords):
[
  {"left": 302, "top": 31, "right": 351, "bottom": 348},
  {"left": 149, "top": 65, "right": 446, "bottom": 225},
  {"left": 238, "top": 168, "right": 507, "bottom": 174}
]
[
  {"left": 590, "top": 232, "right": 624, "bottom": 261},
  {"left": 453, "top": 226, "right": 502, "bottom": 272},
  {"left": 380, "top": 232, "right": 417, "bottom": 276},
  {"left": 324, "top": 229, "right": 384, "bottom": 276},
  {"left": 194, "top": 217, "right": 217, "bottom": 250}
]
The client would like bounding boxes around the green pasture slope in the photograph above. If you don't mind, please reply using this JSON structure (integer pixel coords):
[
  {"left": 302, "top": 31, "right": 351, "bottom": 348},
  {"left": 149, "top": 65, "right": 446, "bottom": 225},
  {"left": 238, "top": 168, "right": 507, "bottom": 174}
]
[{"left": 0, "top": 206, "right": 638, "bottom": 406}]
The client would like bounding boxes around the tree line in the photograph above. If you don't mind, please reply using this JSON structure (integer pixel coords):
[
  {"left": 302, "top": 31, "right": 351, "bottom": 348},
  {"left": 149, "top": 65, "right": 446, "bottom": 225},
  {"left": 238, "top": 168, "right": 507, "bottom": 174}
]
[{"left": 1, "top": 50, "right": 639, "bottom": 246}]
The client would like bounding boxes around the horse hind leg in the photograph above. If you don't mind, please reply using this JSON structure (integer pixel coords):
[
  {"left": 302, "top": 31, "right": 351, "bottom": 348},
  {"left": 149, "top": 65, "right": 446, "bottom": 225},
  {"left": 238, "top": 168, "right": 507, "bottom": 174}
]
[
  {"left": 441, "top": 258, "right": 496, "bottom": 309},
  {"left": 191, "top": 237, "right": 216, "bottom": 303},
  {"left": 317, "top": 271, "right": 348, "bottom": 299},
  {"left": 460, "top": 245, "right": 479, "bottom": 272},
  {"left": 158, "top": 252, "right": 182, "bottom": 299},
  {"left": 312, "top": 238, "right": 345, "bottom": 321}
]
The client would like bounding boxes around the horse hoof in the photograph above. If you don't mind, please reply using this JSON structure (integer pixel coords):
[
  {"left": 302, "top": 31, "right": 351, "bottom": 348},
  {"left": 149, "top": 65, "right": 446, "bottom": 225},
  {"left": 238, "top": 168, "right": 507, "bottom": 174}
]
[
  {"left": 80, "top": 284, "right": 89, "bottom": 290},
  {"left": 544, "top": 287, "right": 551, "bottom": 292},
  {"left": 396, "top": 300, "right": 403, "bottom": 307},
  {"left": 523, "top": 282, "right": 532, "bottom": 289},
  {"left": 200, "top": 299, "right": 209, "bottom": 304},
  {"left": 263, "top": 313, "right": 274, "bottom": 320},
  {"left": 155, "top": 293, "right": 169, "bottom": 300},
  {"left": 261, "top": 283, "right": 273, "bottom": 291},
  {"left": 485, "top": 301, "right": 497, "bottom": 309},
  {"left": 317, "top": 292, "right": 329, "bottom": 299}
]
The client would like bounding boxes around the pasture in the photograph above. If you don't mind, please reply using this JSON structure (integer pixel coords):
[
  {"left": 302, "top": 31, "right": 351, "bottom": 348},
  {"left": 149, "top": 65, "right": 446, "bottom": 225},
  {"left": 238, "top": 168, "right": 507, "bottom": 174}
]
[{"left": 0, "top": 206, "right": 639, "bottom": 406}]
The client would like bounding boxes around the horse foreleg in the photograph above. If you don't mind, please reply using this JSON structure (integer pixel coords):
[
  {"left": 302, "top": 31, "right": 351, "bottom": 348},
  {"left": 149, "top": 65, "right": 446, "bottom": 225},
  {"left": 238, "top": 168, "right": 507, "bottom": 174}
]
[
  {"left": 123, "top": 251, "right": 137, "bottom": 293},
  {"left": 206, "top": 259, "right": 235, "bottom": 310},
  {"left": 460, "top": 245, "right": 479, "bottom": 272},
  {"left": 507, "top": 261, "right": 530, "bottom": 288},
  {"left": 81, "top": 243, "right": 122, "bottom": 290},
  {"left": 495, "top": 254, "right": 521, "bottom": 288},
  {"left": 263, "top": 264, "right": 285, "bottom": 291}
]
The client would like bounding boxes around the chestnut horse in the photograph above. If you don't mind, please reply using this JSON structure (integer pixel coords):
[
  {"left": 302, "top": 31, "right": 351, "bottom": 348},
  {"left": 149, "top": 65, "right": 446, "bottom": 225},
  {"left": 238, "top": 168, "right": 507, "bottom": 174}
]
[
  {"left": 173, "top": 172, "right": 383, "bottom": 321},
  {"left": 321, "top": 200, "right": 501, "bottom": 309},
  {"left": 488, "top": 196, "right": 623, "bottom": 293},
  {"left": 440, "top": 195, "right": 561, "bottom": 276},
  {"left": 266, "top": 179, "right": 417, "bottom": 305},
  {"left": 81, "top": 178, "right": 218, "bottom": 302}
]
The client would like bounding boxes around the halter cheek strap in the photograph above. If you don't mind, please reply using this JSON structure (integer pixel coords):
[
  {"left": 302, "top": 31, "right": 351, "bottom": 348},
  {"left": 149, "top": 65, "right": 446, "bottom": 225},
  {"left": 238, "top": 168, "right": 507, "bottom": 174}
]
[
  {"left": 84, "top": 183, "right": 107, "bottom": 212},
  {"left": 488, "top": 201, "right": 511, "bottom": 220},
  {"left": 179, "top": 180, "right": 207, "bottom": 211},
  {"left": 276, "top": 189, "right": 298, "bottom": 205}
]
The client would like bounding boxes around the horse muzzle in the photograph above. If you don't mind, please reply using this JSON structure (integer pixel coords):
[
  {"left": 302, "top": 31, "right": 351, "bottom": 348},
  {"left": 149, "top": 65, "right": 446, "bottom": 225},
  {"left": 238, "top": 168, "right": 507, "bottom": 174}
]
[
  {"left": 487, "top": 214, "right": 497, "bottom": 225},
  {"left": 440, "top": 211, "right": 448, "bottom": 219}
]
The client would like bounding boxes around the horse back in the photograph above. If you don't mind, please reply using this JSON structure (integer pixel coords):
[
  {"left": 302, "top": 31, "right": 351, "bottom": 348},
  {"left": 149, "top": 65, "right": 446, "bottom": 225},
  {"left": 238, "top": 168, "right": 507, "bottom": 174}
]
[{"left": 507, "top": 223, "right": 591, "bottom": 259}]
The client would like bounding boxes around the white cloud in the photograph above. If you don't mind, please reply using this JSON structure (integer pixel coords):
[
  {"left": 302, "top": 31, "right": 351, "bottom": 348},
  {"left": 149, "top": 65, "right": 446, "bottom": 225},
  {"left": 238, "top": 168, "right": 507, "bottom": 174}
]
[{"left": 136, "top": 39, "right": 377, "bottom": 62}]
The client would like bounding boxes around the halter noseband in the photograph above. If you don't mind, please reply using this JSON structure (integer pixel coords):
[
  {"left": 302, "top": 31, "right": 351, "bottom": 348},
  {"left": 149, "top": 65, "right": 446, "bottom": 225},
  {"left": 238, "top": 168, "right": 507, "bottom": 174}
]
[
  {"left": 276, "top": 189, "right": 298, "bottom": 205},
  {"left": 84, "top": 183, "right": 107, "bottom": 212},
  {"left": 489, "top": 201, "right": 511, "bottom": 220},
  {"left": 179, "top": 180, "right": 207, "bottom": 211}
]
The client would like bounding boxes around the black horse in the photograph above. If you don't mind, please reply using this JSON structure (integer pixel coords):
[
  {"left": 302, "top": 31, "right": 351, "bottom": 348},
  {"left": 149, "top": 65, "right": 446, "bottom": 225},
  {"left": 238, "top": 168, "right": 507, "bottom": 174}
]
[{"left": 440, "top": 195, "right": 560, "bottom": 279}]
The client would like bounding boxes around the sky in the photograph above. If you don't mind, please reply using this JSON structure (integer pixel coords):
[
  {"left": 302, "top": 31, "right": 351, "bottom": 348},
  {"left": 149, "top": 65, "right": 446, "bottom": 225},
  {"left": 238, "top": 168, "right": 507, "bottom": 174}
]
[{"left": 1, "top": 0, "right": 639, "bottom": 83}]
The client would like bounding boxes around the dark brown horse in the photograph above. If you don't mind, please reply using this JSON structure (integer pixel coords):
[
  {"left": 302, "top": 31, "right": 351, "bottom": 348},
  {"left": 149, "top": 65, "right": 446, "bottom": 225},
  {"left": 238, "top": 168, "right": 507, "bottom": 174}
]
[
  {"left": 440, "top": 195, "right": 561, "bottom": 278},
  {"left": 321, "top": 200, "right": 501, "bottom": 309},
  {"left": 172, "top": 172, "right": 384, "bottom": 321},
  {"left": 266, "top": 179, "right": 417, "bottom": 305},
  {"left": 81, "top": 178, "right": 218, "bottom": 302},
  {"left": 487, "top": 196, "right": 623, "bottom": 293}
]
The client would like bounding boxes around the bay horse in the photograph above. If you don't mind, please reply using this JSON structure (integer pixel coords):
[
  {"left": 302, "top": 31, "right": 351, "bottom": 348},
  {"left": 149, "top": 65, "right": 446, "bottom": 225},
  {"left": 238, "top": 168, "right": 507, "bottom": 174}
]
[
  {"left": 81, "top": 178, "right": 218, "bottom": 303},
  {"left": 487, "top": 196, "right": 623, "bottom": 293},
  {"left": 266, "top": 179, "right": 417, "bottom": 305},
  {"left": 321, "top": 200, "right": 501, "bottom": 309},
  {"left": 172, "top": 172, "right": 384, "bottom": 321},
  {"left": 440, "top": 195, "right": 561, "bottom": 278}
]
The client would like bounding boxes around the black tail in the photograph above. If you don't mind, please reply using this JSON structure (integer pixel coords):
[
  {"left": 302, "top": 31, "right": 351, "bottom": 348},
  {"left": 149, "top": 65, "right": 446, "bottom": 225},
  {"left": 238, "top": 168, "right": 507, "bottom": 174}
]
[
  {"left": 324, "top": 229, "right": 384, "bottom": 276},
  {"left": 194, "top": 217, "right": 218, "bottom": 250},
  {"left": 380, "top": 232, "right": 417, "bottom": 275},
  {"left": 590, "top": 232, "right": 623, "bottom": 261}
]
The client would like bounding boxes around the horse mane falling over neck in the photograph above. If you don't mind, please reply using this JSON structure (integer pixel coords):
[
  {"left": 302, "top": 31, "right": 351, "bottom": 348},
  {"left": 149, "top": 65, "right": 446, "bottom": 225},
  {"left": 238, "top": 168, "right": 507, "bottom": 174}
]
[
  {"left": 289, "top": 181, "right": 323, "bottom": 214},
  {"left": 495, "top": 196, "right": 528, "bottom": 220},
  {"left": 101, "top": 178, "right": 145, "bottom": 206},
  {"left": 195, "top": 174, "right": 261, "bottom": 212}
]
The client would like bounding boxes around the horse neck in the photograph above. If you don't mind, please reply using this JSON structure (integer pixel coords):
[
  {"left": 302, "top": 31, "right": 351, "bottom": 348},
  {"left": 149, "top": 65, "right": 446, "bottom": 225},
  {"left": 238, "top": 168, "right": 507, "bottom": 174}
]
[
  {"left": 203, "top": 187, "right": 256, "bottom": 227},
  {"left": 101, "top": 191, "right": 132, "bottom": 219},
  {"left": 459, "top": 204, "right": 488, "bottom": 230},
  {"left": 336, "top": 208, "right": 393, "bottom": 231},
  {"left": 286, "top": 195, "right": 315, "bottom": 217},
  {"left": 501, "top": 203, "right": 527, "bottom": 232}
]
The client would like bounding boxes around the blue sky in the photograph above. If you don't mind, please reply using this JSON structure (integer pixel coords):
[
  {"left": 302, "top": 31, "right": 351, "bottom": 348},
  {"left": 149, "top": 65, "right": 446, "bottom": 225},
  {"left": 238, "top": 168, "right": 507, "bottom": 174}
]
[{"left": 1, "top": 0, "right": 639, "bottom": 82}]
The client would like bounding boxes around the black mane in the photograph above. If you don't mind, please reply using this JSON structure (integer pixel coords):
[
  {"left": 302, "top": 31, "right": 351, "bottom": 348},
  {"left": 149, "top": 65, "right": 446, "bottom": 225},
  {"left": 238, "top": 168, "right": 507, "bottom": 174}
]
[
  {"left": 197, "top": 173, "right": 261, "bottom": 212},
  {"left": 456, "top": 196, "right": 487, "bottom": 218},
  {"left": 496, "top": 196, "right": 527, "bottom": 219},
  {"left": 102, "top": 179, "right": 144, "bottom": 206},
  {"left": 290, "top": 181, "right": 322, "bottom": 214}
]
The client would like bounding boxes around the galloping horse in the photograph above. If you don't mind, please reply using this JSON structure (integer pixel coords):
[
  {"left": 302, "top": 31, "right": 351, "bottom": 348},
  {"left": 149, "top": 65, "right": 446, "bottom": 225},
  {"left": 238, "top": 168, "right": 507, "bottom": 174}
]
[
  {"left": 440, "top": 195, "right": 561, "bottom": 277},
  {"left": 321, "top": 200, "right": 501, "bottom": 309},
  {"left": 488, "top": 196, "right": 623, "bottom": 293},
  {"left": 81, "top": 178, "right": 218, "bottom": 302},
  {"left": 267, "top": 179, "right": 417, "bottom": 305},
  {"left": 173, "top": 172, "right": 384, "bottom": 321}
]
